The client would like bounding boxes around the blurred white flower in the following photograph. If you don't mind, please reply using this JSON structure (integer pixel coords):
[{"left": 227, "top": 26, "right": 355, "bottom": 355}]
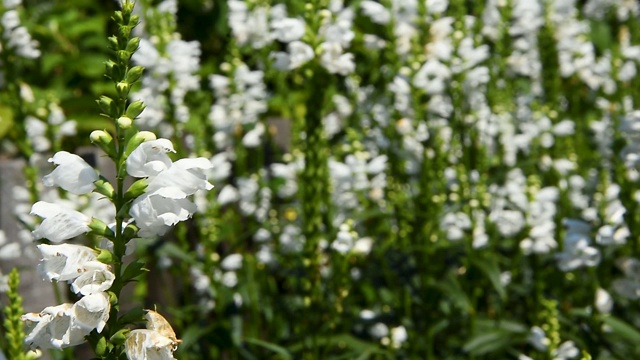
[
  {"left": 360, "top": 1, "right": 391, "bottom": 24},
  {"left": 271, "top": 17, "right": 306, "bottom": 43},
  {"left": 320, "top": 42, "right": 355, "bottom": 75},
  {"left": 221, "top": 253, "right": 243, "bottom": 271},
  {"left": 595, "top": 288, "right": 613, "bottom": 314}
]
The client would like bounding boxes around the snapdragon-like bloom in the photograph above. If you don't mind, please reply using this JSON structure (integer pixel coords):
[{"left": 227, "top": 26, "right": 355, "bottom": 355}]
[
  {"left": 22, "top": 303, "right": 78, "bottom": 350},
  {"left": 125, "top": 310, "right": 180, "bottom": 360},
  {"left": 36, "top": 244, "right": 97, "bottom": 282},
  {"left": 22, "top": 292, "right": 111, "bottom": 350},
  {"left": 145, "top": 158, "right": 214, "bottom": 196},
  {"left": 70, "top": 261, "right": 115, "bottom": 296},
  {"left": 68, "top": 292, "right": 111, "bottom": 335},
  {"left": 129, "top": 190, "right": 197, "bottom": 237},
  {"left": 126, "top": 139, "right": 175, "bottom": 178},
  {"left": 31, "top": 202, "right": 91, "bottom": 242},
  {"left": 42, "top": 151, "right": 99, "bottom": 195}
]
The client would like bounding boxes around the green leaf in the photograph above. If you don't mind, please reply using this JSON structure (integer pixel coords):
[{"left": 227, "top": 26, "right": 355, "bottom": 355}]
[
  {"left": 180, "top": 325, "right": 213, "bottom": 350},
  {"left": 121, "top": 261, "right": 148, "bottom": 282},
  {"left": 118, "top": 306, "right": 145, "bottom": 326},
  {"left": 436, "top": 272, "right": 473, "bottom": 314},
  {"left": 463, "top": 330, "right": 512, "bottom": 355},
  {"left": 602, "top": 316, "right": 640, "bottom": 343},
  {"left": 471, "top": 257, "right": 506, "bottom": 300},
  {"left": 244, "top": 337, "right": 293, "bottom": 359},
  {"left": 159, "top": 242, "right": 197, "bottom": 264}
]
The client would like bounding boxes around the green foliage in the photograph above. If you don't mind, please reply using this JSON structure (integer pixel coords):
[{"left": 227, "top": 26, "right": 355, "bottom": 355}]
[{"left": 2, "top": 269, "right": 28, "bottom": 360}]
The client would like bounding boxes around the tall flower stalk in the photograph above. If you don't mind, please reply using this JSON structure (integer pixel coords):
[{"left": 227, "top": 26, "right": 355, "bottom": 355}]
[{"left": 19, "top": 2, "right": 213, "bottom": 359}]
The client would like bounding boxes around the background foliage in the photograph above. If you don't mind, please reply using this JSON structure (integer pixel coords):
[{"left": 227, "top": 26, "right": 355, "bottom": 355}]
[{"left": 3, "top": 0, "right": 640, "bottom": 359}]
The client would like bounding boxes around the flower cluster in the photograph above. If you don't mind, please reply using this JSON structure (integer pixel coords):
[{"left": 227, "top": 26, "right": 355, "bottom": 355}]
[{"left": 126, "top": 138, "right": 213, "bottom": 237}]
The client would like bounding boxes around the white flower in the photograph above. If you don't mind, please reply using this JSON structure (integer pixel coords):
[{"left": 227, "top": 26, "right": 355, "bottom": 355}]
[
  {"left": 360, "top": 0, "right": 391, "bottom": 24},
  {"left": 42, "top": 151, "right": 99, "bottom": 195},
  {"left": 146, "top": 157, "right": 214, "bottom": 197},
  {"left": 271, "top": 18, "right": 306, "bottom": 43},
  {"left": 31, "top": 202, "right": 92, "bottom": 242},
  {"left": 595, "top": 288, "right": 613, "bottom": 314},
  {"left": 125, "top": 310, "right": 180, "bottom": 360},
  {"left": 217, "top": 185, "right": 240, "bottom": 206},
  {"left": 221, "top": 253, "right": 243, "bottom": 271},
  {"left": 69, "top": 292, "right": 111, "bottom": 335},
  {"left": 22, "top": 303, "right": 84, "bottom": 350},
  {"left": 125, "top": 329, "right": 176, "bottom": 360},
  {"left": 242, "top": 123, "right": 265, "bottom": 148},
  {"left": 129, "top": 190, "right": 197, "bottom": 237},
  {"left": 36, "top": 244, "right": 97, "bottom": 282},
  {"left": 126, "top": 139, "right": 175, "bottom": 178},
  {"left": 70, "top": 261, "right": 115, "bottom": 295},
  {"left": 390, "top": 326, "right": 408, "bottom": 349},
  {"left": 320, "top": 42, "right": 355, "bottom": 75}
]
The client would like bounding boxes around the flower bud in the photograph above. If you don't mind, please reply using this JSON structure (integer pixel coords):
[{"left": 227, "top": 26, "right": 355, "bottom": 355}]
[
  {"left": 125, "top": 131, "right": 157, "bottom": 155},
  {"left": 110, "top": 329, "right": 130, "bottom": 345},
  {"left": 116, "top": 81, "right": 131, "bottom": 98},
  {"left": 118, "top": 25, "right": 132, "bottom": 40},
  {"left": 126, "top": 37, "right": 140, "bottom": 53},
  {"left": 89, "top": 218, "right": 115, "bottom": 239},
  {"left": 124, "top": 179, "right": 148, "bottom": 200},
  {"left": 96, "top": 248, "right": 115, "bottom": 265},
  {"left": 94, "top": 177, "right": 115, "bottom": 199},
  {"left": 126, "top": 66, "right": 144, "bottom": 84},
  {"left": 117, "top": 115, "right": 133, "bottom": 129},
  {"left": 117, "top": 50, "right": 132, "bottom": 62},
  {"left": 90, "top": 130, "right": 117, "bottom": 158},
  {"left": 123, "top": 223, "right": 139, "bottom": 240},
  {"left": 112, "top": 11, "right": 124, "bottom": 25},
  {"left": 125, "top": 99, "right": 146, "bottom": 119},
  {"left": 97, "top": 95, "right": 117, "bottom": 118},
  {"left": 104, "top": 60, "right": 122, "bottom": 80},
  {"left": 107, "top": 35, "right": 119, "bottom": 51}
]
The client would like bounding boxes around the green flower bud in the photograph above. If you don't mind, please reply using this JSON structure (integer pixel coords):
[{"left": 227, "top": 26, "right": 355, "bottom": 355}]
[
  {"left": 126, "top": 66, "right": 144, "bottom": 84},
  {"left": 104, "top": 60, "right": 122, "bottom": 80},
  {"left": 123, "top": 223, "right": 139, "bottom": 241},
  {"left": 110, "top": 329, "right": 129, "bottom": 345},
  {"left": 112, "top": 11, "right": 124, "bottom": 25},
  {"left": 107, "top": 35, "right": 119, "bottom": 51},
  {"left": 89, "top": 218, "right": 115, "bottom": 239},
  {"left": 125, "top": 131, "right": 157, "bottom": 154},
  {"left": 116, "top": 81, "right": 130, "bottom": 98},
  {"left": 94, "top": 177, "right": 115, "bottom": 199},
  {"left": 90, "top": 130, "right": 116, "bottom": 157},
  {"left": 124, "top": 179, "right": 148, "bottom": 200},
  {"left": 95, "top": 336, "right": 107, "bottom": 357},
  {"left": 117, "top": 50, "right": 131, "bottom": 62},
  {"left": 125, "top": 100, "right": 146, "bottom": 119},
  {"left": 129, "top": 14, "right": 140, "bottom": 26},
  {"left": 97, "top": 95, "right": 118, "bottom": 118},
  {"left": 126, "top": 37, "right": 140, "bottom": 53},
  {"left": 96, "top": 248, "right": 115, "bottom": 264},
  {"left": 117, "top": 115, "right": 133, "bottom": 129},
  {"left": 118, "top": 25, "right": 132, "bottom": 41}
]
